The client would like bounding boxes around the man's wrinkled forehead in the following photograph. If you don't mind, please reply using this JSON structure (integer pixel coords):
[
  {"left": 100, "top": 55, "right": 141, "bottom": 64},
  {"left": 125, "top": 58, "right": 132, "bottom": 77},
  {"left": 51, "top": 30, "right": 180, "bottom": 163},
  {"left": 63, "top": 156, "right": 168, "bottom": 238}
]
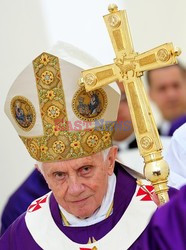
[
  {"left": 43, "top": 151, "right": 103, "bottom": 169},
  {"left": 148, "top": 64, "right": 186, "bottom": 87}
]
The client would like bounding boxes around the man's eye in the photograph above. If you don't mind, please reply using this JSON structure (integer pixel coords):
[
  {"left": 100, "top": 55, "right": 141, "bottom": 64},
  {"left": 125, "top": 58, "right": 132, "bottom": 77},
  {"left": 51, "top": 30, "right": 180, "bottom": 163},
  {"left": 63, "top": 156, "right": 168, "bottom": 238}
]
[
  {"left": 80, "top": 166, "right": 92, "bottom": 175},
  {"left": 53, "top": 172, "right": 66, "bottom": 180},
  {"left": 158, "top": 86, "right": 166, "bottom": 92}
]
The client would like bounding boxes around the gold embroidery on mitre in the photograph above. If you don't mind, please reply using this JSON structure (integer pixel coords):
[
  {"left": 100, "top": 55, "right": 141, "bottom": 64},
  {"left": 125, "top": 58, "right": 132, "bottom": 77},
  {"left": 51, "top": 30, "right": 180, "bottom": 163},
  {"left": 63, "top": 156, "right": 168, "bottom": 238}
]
[
  {"left": 19, "top": 53, "right": 114, "bottom": 162},
  {"left": 47, "top": 105, "right": 60, "bottom": 119},
  {"left": 72, "top": 87, "right": 108, "bottom": 121},
  {"left": 52, "top": 140, "right": 66, "bottom": 154},
  {"left": 28, "top": 140, "right": 40, "bottom": 159},
  {"left": 11, "top": 96, "right": 36, "bottom": 131},
  {"left": 20, "top": 129, "right": 114, "bottom": 162},
  {"left": 41, "top": 70, "right": 54, "bottom": 85},
  {"left": 86, "top": 134, "right": 99, "bottom": 147},
  {"left": 33, "top": 53, "right": 68, "bottom": 133},
  {"left": 40, "top": 53, "right": 50, "bottom": 65}
]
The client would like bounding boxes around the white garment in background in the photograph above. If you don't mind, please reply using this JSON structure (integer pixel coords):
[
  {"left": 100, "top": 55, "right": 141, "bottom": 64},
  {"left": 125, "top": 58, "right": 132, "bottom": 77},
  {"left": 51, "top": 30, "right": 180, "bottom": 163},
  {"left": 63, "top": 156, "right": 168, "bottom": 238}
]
[
  {"left": 118, "top": 135, "right": 186, "bottom": 189},
  {"left": 159, "top": 120, "right": 171, "bottom": 136},
  {"left": 165, "top": 123, "right": 186, "bottom": 188}
]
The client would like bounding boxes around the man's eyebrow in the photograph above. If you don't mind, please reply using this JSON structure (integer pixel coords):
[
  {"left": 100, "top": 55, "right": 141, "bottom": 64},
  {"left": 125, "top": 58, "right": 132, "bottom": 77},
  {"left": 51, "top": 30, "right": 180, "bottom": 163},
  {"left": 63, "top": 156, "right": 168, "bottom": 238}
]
[
  {"left": 78, "top": 164, "right": 92, "bottom": 168},
  {"left": 75, "top": 163, "right": 93, "bottom": 171},
  {"left": 48, "top": 168, "right": 66, "bottom": 174}
]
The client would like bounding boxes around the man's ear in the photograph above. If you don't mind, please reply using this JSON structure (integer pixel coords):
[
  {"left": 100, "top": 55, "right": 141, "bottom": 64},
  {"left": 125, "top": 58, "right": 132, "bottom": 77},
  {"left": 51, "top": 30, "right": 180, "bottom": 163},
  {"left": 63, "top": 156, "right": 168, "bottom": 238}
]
[
  {"left": 35, "top": 162, "right": 51, "bottom": 190},
  {"left": 107, "top": 146, "right": 118, "bottom": 176}
]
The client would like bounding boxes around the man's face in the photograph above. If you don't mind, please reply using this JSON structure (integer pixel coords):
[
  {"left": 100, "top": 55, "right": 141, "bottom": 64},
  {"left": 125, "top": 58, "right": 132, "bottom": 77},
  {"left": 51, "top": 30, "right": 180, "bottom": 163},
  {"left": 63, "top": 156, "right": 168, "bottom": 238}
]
[
  {"left": 40, "top": 148, "right": 116, "bottom": 219},
  {"left": 149, "top": 66, "right": 186, "bottom": 121}
]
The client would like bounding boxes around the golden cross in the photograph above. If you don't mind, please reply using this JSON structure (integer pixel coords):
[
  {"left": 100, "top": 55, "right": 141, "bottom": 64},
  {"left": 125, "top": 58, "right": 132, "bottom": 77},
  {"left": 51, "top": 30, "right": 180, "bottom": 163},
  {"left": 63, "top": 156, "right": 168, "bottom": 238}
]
[{"left": 79, "top": 4, "right": 181, "bottom": 205}]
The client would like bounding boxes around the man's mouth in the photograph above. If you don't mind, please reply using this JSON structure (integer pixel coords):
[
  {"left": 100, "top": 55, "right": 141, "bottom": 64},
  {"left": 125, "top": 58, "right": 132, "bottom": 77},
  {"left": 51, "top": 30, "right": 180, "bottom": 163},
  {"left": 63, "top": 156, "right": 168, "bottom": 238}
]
[{"left": 71, "top": 196, "right": 90, "bottom": 204}]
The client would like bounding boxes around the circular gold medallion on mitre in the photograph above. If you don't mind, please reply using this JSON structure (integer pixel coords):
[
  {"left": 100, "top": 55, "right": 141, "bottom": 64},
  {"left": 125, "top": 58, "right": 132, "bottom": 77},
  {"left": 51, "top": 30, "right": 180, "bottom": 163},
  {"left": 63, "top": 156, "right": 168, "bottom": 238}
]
[
  {"left": 11, "top": 96, "right": 36, "bottom": 131},
  {"left": 72, "top": 87, "right": 108, "bottom": 121}
]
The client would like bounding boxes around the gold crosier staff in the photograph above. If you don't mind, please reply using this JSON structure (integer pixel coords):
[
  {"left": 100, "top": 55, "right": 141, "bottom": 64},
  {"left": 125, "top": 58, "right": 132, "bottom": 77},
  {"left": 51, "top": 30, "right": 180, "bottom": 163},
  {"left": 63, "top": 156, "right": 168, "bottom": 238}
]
[{"left": 79, "top": 4, "right": 181, "bottom": 205}]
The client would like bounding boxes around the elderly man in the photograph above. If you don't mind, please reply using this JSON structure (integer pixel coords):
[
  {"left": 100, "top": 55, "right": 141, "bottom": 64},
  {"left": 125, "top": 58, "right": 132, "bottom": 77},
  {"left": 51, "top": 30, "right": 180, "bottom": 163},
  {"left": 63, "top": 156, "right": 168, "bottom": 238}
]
[
  {"left": 0, "top": 42, "right": 104, "bottom": 235},
  {"left": 0, "top": 42, "right": 98, "bottom": 235},
  {"left": 0, "top": 47, "right": 178, "bottom": 249}
]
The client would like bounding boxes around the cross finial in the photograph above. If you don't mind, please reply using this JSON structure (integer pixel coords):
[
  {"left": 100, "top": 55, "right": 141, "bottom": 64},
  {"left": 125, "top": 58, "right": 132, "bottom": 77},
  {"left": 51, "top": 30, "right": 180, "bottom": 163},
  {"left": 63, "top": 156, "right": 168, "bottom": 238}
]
[
  {"left": 174, "top": 47, "right": 181, "bottom": 56},
  {"left": 108, "top": 3, "right": 118, "bottom": 13}
]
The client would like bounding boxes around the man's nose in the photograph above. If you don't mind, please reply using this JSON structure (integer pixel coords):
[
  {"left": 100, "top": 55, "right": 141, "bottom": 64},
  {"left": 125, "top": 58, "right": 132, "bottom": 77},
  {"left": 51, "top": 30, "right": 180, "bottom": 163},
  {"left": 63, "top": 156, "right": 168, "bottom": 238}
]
[
  {"left": 167, "top": 87, "right": 177, "bottom": 100},
  {"left": 67, "top": 176, "right": 85, "bottom": 196}
]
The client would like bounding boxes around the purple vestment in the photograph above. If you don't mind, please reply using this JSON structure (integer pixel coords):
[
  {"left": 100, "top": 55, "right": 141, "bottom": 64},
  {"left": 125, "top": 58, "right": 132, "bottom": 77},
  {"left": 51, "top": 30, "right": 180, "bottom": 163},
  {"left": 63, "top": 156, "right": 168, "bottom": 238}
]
[
  {"left": 168, "top": 115, "right": 186, "bottom": 136},
  {"left": 144, "top": 185, "right": 186, "bottom": 249},
  {"left": 0, "top": 162, "right": 179, "bottom": 249},
  {"left": 0, "top": 169, "right": 50, "bottom": 235}
]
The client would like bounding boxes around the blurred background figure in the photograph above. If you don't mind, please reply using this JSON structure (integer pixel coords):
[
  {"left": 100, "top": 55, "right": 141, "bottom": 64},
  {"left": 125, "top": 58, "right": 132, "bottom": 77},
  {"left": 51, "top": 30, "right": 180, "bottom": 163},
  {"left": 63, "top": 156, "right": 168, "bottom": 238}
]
[
  {"left": 113, "top": 81, "right": 169, "bottom": 171},
  {"left": 113, "top": 80, "right": 186, "bottom": 189},
  {"left": 113, "top": 82, "right": 136, "bottom": 150},
  {"left": 147, "top": 63, "right": 186, "bottom": 136}
]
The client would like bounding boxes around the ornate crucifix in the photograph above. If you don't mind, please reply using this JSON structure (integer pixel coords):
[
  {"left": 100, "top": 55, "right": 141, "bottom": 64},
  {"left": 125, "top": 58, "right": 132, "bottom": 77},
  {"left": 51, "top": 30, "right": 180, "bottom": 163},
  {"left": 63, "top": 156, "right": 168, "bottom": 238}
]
[{"left": 79, "top": 4, "right": 181, "bottom": 205}]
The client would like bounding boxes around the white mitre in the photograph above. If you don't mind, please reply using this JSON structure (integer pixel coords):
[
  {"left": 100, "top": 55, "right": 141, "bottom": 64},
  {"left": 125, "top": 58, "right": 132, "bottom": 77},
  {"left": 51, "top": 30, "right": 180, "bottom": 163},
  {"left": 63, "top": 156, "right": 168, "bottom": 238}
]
[{"left": 4, "top": 41, "right": 120, "bottom": 162}]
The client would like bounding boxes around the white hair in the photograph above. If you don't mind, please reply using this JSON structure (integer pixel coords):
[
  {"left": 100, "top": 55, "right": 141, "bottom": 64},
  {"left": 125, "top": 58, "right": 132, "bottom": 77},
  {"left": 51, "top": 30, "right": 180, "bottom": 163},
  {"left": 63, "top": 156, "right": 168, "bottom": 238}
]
[
  {"left": 36, "top": 161, "right": 43, "bottom": 173},
  {"left": 101, "top": 147, "right": 111, "bottom": 162}
]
